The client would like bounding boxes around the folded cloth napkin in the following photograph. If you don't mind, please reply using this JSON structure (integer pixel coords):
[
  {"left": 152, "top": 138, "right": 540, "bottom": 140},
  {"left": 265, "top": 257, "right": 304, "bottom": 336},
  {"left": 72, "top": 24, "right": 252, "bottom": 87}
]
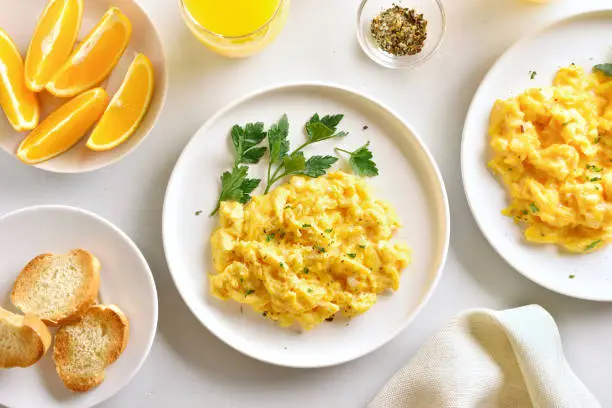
[{"left": 369, "top": 305, "right": 600, "bottom": 408}]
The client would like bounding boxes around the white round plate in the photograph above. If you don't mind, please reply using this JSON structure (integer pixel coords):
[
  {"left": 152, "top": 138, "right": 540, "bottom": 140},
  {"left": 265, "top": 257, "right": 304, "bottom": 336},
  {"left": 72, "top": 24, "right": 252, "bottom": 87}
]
[
  {"left": 462, "top": 8, "right": 612, "bottom": 301},
  {"left": 0, "top": 0, "right": 168, "bottom": 173},
  {"left": 0, "top": 206, "right": 158, "bottom": 408},
  {"left": 163, "top": 83, "right": 450, "bottom": 368}
]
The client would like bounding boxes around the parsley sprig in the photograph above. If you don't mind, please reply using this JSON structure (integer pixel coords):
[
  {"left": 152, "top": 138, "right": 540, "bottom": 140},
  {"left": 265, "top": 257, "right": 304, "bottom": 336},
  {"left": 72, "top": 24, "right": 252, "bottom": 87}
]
[
  {"left": 335, "top": 141, "right": 379, "bottom": 177},
  {"left": 263, "top": 113, "right": 347, "bottom": 193},
  {"left": 210, "top": 122, "right": 267, "bottom": 216}
]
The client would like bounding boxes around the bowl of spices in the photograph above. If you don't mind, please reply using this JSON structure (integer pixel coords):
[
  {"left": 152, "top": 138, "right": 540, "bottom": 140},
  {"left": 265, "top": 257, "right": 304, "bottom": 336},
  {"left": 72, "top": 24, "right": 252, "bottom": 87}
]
[{"left": 357, "top": 0, "right": 445, "bottom": 69}]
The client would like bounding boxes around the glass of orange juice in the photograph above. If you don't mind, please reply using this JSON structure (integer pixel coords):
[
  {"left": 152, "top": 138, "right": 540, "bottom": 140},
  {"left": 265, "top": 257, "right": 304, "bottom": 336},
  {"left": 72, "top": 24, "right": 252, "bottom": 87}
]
[{"left": 178, "top": 0, "right": 290, "bottom": 58}]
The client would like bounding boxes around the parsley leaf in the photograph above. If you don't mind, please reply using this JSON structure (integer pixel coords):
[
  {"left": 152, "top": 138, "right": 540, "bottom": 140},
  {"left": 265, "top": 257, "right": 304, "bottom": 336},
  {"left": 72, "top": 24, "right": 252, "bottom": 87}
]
[
  {"left": 303, "top": 155, "right": 338, "bottom": 178},
  {"left": 282, "top": 151, "right": 306, "bottom": 174},
  {"left": 335, "top": 141, "right": 379, "bottom": 177},
  {"left": 594, "top": 63, "right": 612, "bottom": 77},
  {"left": 210, "top": 166, "right": 260, "bottom": 215},
  {"left": 266, "top": 233, "right": 275, "bottom": 242},
  {"left": 347, "top": 253, "right": 357, "bottom": 258},
  {"left": 529, "top": 203, "right": 539, "bottom": 213},
  {"left": 268, "top": 114, "right": 290, "bottom": 165},
  {"left": 231, "top": 122, "right": 267, "bottom": 164},
  {"left": 239, "top": 178, "right": 261, "bottom": 203},
  {"left": 245, "top": 289, "right": 255, "bottom": 296}
]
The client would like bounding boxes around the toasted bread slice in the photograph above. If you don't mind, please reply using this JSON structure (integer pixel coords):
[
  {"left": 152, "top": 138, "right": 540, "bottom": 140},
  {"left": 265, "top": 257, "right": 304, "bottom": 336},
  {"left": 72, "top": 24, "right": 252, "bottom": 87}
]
[
  {"left": 53, "top": 304, "right": 129, "bottom": 392},
  {"left": 0, "top": 307, "right": 51, "bottom": 368},
  {"left": 11, "top": 249, "right": 101, "bottom": 326}
]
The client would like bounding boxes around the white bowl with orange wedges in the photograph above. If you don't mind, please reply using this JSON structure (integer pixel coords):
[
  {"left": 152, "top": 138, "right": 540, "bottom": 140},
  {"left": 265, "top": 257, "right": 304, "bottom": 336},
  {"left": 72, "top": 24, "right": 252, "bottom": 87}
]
[{"left": 0, "top": 0, "right": 167, "bottom": 173}]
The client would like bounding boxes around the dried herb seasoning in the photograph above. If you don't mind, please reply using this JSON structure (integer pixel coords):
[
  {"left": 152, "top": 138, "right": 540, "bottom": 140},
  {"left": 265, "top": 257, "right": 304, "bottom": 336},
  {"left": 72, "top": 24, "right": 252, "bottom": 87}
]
[{"left": 370, "top": 5, "right": 427, "bottom": 57}]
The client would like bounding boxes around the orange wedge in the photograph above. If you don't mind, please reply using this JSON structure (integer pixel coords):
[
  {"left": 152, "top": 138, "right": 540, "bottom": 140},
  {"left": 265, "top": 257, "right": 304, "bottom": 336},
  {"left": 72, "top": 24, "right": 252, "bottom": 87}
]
[
  {"left": 25, "top": 0, "right": 83, "bottom": 92},
  {"left": 87, "top": 53, "right": 154, "bottom": 151},
  {"left": 0, "top": 29, "right": 39, "bottom": 131},
  {"left": 46, "top": 7, "right": 132, "bottom": 98},
  {"left": 17, "top": 88, "right": 108, "bottom": 164}
]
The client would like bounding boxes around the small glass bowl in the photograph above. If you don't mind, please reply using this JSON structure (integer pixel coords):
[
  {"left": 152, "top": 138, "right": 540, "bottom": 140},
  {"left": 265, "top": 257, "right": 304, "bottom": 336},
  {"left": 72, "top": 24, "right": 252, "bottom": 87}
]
[
  {"left": 357, "top": 0, "right": 446, "bottom": 69},
  {"left": 177, "top": 0, "right": 290, "bottom": 58}
]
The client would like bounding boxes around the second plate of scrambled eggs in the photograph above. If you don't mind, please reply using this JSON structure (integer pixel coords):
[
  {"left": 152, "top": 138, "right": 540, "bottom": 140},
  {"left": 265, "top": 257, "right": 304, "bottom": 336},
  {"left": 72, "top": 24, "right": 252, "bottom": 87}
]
[
  {"left": 462, "top": 8, "right": 612, "bottom": 300},
  {"left": 164, "top": 83, "right": 449, "bottom": 367}
]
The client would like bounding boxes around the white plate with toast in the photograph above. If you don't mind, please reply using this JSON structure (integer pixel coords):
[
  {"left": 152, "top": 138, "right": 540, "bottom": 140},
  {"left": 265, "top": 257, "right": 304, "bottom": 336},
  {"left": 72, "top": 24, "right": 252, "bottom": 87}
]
[{"left": 0, "top": 205, "right": 157, "bottom": 408}]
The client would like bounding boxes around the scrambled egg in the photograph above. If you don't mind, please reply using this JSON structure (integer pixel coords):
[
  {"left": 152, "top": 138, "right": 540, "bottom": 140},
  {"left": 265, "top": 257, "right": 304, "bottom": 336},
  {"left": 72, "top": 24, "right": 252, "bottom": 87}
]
[
  {"left": 210, "top": 171, "right": 411, "bottom": 330},
  {"left": 489, "top": 64, "right": 612, "bottom": 252}
]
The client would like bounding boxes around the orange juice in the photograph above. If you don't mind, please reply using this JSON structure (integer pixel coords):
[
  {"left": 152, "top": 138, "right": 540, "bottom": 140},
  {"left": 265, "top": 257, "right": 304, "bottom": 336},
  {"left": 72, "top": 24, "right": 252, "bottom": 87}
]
[{"left": 179, "top": 0, "right": 289, "bottom": 57}]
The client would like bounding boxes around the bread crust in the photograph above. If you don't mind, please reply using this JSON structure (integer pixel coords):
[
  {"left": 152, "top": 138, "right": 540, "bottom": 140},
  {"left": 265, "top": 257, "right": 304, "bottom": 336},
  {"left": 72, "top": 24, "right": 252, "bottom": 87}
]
[
  {"left": 53, "top": 304, "right": 130, "bottom": 392},
  {"left": 10, "top": 249, "right": 101, "bottom": 326},
  {"left": 0, "top": 307, "right": 51, "bottom": 368}
]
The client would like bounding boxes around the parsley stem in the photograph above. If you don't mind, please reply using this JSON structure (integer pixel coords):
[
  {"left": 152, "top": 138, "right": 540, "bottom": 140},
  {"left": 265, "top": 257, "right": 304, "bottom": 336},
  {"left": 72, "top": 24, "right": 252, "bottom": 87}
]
[
  {"left": 335, "top": 148, "right": 351, "bottom": 155},
  {"left": 210, "top": 201, "right": 221, "bottom": 216},
  {"left": 265, "top": 140, "right": 314, "bottom": 193}
]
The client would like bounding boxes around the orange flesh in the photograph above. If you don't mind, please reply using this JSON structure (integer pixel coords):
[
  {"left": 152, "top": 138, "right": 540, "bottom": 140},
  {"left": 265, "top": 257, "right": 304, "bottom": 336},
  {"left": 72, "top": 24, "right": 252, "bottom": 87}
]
[
  {"left": 87, "top": 53, "right": 154, "bottom": 151},
  {"left": 17, "top": 88, "right": 108, "bottom": 164},
  {"left": 25, "top": 0, "right": 83, "bottom": 92},
  {"left": 47, "top": 7, "right": 132, "bottom": 97},
  {"left": 0, "top": 29, "right": 39, "bottom": 131}
]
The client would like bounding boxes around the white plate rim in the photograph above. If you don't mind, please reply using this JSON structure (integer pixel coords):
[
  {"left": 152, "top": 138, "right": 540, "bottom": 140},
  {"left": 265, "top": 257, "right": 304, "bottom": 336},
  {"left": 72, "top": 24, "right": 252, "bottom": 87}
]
[
  {"left": 162, "top": 81, "right": 451, "bottom": 368},
  {"left": 460, "top": 7, "right": 612, "bottom": 301},
  {"left": 0, "top": 204, "right": 159, "bottom": 407}
]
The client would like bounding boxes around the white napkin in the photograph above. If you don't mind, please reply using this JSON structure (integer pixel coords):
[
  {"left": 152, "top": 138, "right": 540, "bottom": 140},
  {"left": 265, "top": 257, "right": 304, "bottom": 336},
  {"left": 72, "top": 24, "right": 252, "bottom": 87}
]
[{"left": 369, "top": 305, "right": 600, "bottom": 408}]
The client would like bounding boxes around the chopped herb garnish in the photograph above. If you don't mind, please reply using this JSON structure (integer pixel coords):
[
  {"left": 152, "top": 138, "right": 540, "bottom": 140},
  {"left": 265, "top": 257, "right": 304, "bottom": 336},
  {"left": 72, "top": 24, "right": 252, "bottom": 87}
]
[
  {"left": 195, "top": 210, "right": 203, "bottom": 216},
  {"left": 529, "top": 71, "right": 537, "bottom": 79},
  {"left": 590, "top": 177, "right": 601, "bottom": 182},
  {"left": 586, "top": 164, "right": 603, "bottom": 172},
  {"left": 325, "top": 228, "right": 333, "bottom": 233},
  {"left": 240, "top": 277, "right": 244, "bottom": 283},
  {"left": 347, "top": 253, "right": 357, "bottom": 258},
  {"left": 314, "top": 245, "right": 326, "bottom": 253},
  {"left": 245, "top": 289, "right": 255, "bottom": 296},
  {"left": 529, "top": 203, "right": 539, "bottom": 213},
  {"left": 284, "top": 205, "right": 292, "bottom": 209},
  {"left": 595, "top": 136, "right": 601, "bottom": 144},
  {"left": 279, "top": 262, "right": 284, "bottom": 268},
  {"left": 584, "top": 240, "right": 602, "bottom": 251},
  {"left": 521, "top": 210, "right": 528, "bottom": 215},
  {"left": 569, "top": 274, "right": 575, "bottom": 279},
  {"left": 307, "top": 288, "right": 313, "bottom": 293},
  {"left": 266, "top": 233, "right": 275, "bottom": 242},
  {"left": 358, "top": 244, "right": 366, "bottom": 249},
  {"left": 302, "top": 224, "right": 312, "bottom": 228},
  {"left": 303, "top": 267, "right": 309, "bottom": 274}
]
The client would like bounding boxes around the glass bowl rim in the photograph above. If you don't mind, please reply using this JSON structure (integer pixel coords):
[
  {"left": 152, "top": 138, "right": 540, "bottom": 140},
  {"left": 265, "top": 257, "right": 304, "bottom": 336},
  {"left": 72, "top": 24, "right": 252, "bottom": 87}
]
[
  {"left": 177, "top": 0, "right": 286, "bottom": 40},
  {"left": 356, "top": 0, "right": 447, "bottom": 70}
]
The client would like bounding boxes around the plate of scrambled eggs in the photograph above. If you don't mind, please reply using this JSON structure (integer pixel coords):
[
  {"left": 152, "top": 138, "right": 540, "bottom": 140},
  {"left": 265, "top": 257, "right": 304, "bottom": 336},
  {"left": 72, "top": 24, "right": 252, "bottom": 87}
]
[
  {"left": 462, "top": 8, "right": 612, "bottom": 300},
  {"left": 163, "top": 83, "right": 449, "bottom": 367}
]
